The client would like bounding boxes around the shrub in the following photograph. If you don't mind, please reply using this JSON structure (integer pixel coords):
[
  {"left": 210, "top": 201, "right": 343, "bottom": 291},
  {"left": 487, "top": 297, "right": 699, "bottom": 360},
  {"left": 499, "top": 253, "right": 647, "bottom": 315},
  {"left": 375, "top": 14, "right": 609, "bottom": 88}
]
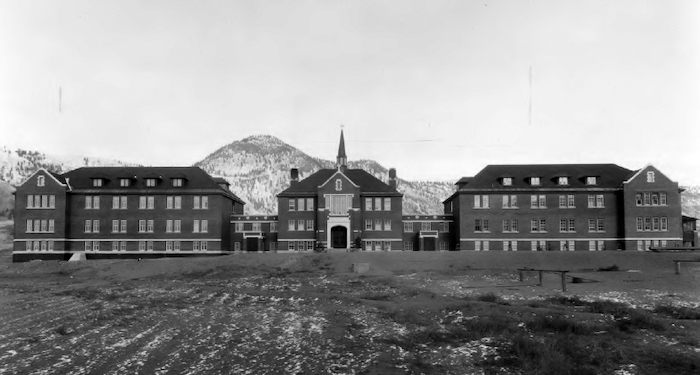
[
  {"left": 598, "top": 264, "right": 620, "bottom": 272},
  {"left": 476, "top": 292, "right": 500, "bottom": 303},
  {"left": 654, "top": 305, "right": 700, "bottom": 320}
]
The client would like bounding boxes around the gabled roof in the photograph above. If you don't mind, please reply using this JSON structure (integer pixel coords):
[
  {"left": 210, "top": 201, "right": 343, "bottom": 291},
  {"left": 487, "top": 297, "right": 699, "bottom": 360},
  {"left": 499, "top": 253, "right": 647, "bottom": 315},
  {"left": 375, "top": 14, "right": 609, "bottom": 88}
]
[
  {"left": 456, "top": 164, "right": 635, "bottom": 190},
  {"left": 278, "top": 168, "right": 402, "bottom": 196},
  {"left": 60, "top": 166, "right": 245, "bottom": 203}
]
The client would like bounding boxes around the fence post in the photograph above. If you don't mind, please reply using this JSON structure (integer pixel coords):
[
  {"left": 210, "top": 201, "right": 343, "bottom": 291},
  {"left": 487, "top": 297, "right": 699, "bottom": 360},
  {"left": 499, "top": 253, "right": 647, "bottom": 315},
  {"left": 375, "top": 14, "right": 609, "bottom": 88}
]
[
  {"left": 561, "top": 272, "right": 567, "bottom": 292},
  {"left": 519, "top": 269, "right": 523, "bottom": 282},
  {"left": 675, "top": 261, "right": 681, "bottom": 275},
  {"left": 538, "top": 270, "right": 543, "bottom": 286}
]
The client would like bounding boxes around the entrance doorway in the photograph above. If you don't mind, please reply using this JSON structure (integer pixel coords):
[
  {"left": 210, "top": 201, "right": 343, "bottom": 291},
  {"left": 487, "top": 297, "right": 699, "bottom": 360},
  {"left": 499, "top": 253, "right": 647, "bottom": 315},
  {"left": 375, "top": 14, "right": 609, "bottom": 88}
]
[
  {"left": 246, "top": 237, "right": 259, "bottom": 252},
  {"left": 331, "top": 226, "right": 348, "bottom": 248}
]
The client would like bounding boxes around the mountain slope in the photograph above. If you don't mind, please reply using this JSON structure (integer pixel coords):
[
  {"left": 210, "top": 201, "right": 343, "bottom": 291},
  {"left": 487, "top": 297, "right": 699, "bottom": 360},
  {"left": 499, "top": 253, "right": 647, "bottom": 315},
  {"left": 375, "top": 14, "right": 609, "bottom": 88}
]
[{"left": 194, "top": 135, "right": 454, "bottom": 214}]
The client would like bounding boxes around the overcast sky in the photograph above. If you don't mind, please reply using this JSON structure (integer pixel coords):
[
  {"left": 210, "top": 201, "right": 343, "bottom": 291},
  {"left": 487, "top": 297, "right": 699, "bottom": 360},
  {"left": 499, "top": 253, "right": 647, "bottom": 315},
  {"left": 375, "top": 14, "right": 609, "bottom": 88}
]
[{"left": 1, "top": 0, "right": 698, "bottom": 184}]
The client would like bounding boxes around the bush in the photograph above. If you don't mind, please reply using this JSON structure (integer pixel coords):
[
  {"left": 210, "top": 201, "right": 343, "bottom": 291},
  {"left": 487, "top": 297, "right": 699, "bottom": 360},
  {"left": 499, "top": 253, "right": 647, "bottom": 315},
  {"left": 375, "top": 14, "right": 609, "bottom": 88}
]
[
  {"left": 654, "top": 305, "right": 700, "bottom": 320},
  {"left": 475, "top": 292, "right": 500, "bottom": 303},
  {"left": 598, "top": 264, "right": 620, "bottom": 272}
]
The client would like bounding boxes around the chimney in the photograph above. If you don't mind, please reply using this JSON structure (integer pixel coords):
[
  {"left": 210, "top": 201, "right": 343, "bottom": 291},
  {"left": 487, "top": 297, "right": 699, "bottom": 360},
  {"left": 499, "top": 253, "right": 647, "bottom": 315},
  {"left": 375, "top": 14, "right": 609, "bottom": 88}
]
[
  {"left": 389, "top": 168, "right": 397, "bottom": 190},
  {"left": 290, "top": 168, "right": 299, "bottom": 184}
]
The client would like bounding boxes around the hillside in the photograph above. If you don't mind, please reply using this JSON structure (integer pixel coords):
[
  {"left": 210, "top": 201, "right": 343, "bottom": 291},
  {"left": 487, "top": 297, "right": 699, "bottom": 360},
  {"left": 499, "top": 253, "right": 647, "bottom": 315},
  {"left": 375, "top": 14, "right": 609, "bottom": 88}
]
[{"left": 194, "top": 135, "right": 454, "bottom": 214}]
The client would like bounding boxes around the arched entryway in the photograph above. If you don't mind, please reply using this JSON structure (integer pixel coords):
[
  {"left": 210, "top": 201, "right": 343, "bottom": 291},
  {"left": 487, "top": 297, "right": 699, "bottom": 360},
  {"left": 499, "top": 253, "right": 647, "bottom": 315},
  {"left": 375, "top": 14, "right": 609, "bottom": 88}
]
[{"left": 330, "top": 226, "right": 348, "bottom": 248}]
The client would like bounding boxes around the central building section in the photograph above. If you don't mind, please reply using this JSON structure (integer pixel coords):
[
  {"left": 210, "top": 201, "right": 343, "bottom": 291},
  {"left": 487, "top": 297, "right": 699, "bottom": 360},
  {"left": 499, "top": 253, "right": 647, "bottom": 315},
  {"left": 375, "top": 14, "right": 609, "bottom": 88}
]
[{"left": 276, "top": 130, "right": 404, "bottom": 251}]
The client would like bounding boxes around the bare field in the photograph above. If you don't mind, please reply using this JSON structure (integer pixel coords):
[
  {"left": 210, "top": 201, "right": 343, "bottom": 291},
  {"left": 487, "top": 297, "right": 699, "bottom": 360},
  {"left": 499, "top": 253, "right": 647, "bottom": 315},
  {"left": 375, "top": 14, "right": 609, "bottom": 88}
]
[{"left": 1, "top": 225, "right": 699, "bottom": 374}]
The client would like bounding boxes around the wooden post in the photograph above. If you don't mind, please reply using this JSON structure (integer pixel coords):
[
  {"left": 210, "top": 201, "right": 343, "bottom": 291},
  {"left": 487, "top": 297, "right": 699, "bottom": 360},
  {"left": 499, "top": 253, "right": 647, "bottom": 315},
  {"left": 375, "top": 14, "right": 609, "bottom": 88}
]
[
  {"left": 561, "top": 272, "right": 567, "bottom": 292},
  {"left": 538, "top": 270, "right": 543, "bottom": 286},
  {"left": 675, "top": 261, "right": 681, "bottom": 275},
  {"left": 519, "top": 269, "right": 524, "bottom": 282}
]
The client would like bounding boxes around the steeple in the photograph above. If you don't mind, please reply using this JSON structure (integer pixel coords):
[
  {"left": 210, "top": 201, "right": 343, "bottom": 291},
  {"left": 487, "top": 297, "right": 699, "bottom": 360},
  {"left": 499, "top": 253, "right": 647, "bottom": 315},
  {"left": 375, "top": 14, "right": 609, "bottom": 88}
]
[{"left": 337, "top": 129, "right": 347, "bottom": 169}]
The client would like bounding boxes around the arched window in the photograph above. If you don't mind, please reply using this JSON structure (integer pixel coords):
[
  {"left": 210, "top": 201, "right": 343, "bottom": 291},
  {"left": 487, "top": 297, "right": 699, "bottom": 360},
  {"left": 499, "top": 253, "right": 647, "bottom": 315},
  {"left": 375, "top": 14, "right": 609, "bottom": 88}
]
[
  {"left": 37, "top": 176, "right": 45, "bottom": 187},
  {"left": 335, "top": 179, "right": 342, "bottom": 191},
  {"left": 646, "top": 171, "right": 655, "bottom": 183}
]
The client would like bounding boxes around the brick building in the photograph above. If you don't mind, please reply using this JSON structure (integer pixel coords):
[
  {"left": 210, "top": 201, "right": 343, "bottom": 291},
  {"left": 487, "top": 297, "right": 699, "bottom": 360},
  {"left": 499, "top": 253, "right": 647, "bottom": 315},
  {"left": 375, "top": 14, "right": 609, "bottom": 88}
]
[
  {"left": 443, "top": 164, "right": 683, "bottom": 251},
  {"left": 13, "top": 167, "right": 244, "bottom": 262}
]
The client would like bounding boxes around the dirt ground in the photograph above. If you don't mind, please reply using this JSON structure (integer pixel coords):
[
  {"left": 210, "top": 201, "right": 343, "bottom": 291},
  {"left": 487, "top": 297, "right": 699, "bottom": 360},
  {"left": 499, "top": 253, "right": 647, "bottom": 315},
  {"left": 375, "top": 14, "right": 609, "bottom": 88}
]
[{"left": 1, "top": 221, "right": 699, "bottom": 374}]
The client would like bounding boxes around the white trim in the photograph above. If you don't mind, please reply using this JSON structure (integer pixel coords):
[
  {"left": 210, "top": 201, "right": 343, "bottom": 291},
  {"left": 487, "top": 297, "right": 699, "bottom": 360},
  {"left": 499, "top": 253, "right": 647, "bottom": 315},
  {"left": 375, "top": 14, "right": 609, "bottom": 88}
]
[
  {"left": 361, "top": 238, "right": 402, "bottom": 241},
  {"left": 229, "top": 220, "right": 277, "bottom": 224},
  {"left": 623, "top": 237, "right": 682, "bottom": 241},
  {"left": 623, "top": 164, "right": 653, "bottom": 184},
  {"left": 277, "top": 239, "right": 317, "bottom": 242},
  {"left": 12, "top": 250, "right": 227, "bottom": 255},
  {"left": 401, "top": 220, "right": 453, "bottom": 223},
  {"left": 460, "top": 237, "right": 682, "bottom": 242},
  {"left": 317, "top": 170, "right": 360, "bottom": 189},
  {"left": 19, "top": 168, "right": 67, "bottom": 188},
  {"left": 15, "top": 238, "right": 222, "bottom": 242}
]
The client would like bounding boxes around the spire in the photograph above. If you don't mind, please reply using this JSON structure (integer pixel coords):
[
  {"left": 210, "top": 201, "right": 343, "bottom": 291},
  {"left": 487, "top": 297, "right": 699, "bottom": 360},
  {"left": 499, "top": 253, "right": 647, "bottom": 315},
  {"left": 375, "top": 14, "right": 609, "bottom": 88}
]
[{"left": 337, "top": 129, "right": 347, "bottom": 169}]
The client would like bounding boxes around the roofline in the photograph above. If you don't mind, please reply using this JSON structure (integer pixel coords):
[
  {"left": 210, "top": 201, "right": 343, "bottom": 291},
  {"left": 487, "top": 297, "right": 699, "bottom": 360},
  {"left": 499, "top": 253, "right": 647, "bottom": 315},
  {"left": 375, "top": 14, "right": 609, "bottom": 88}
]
[
  {"left": 623, "top": 164, "right": 652, "bottom": 184},
  {"left": 19, "top": 168, "right": 67, "bottom": 188},
  {"left": 318, "top": 169, "right": 360, "bottom": 189}
]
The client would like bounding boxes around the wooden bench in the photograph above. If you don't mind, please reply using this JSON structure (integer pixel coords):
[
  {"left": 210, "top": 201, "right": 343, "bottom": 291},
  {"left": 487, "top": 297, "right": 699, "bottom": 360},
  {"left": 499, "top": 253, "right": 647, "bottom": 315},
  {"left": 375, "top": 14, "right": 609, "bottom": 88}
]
[
  {"left": 673, "top": 259, "right": 700, "bottom": 274},
  {"left": 518, "top": 268, "right": 570, "bottom": 291}
]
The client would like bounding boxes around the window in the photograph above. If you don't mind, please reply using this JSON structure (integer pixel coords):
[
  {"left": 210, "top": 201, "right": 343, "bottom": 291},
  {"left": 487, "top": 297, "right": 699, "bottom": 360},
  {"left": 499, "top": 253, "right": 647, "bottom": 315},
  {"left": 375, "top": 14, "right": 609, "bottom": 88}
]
[
  {"left": 306, "top": 220, "right": 313, "bottom": 231},
  {"left": 475, "top": 219, "right": 489, "bottom": 232},
  {"left": 586, "top": 176, "right": 597, "bottom": 185},
  {"left": 365, "top": 220, "right": 373, "bottom": 230},
  {"left": 503, "top": 219, "right": 510, "bottom": 232},
  {"left": 48, "top": 220, "right": 54, "bottom": 232},
  {"left": 252, "top": 222, "right": 261, "bottom": 231},
  {"left": 146, "top": 178, "right": 156, "bottom": 187},
  {"left": 558, "top": 177, "right": 569, "bottom": 185},
  {"left": 636, "top": 217, "right": 643, "bottom": 231},
  {"left": 201, "top": 241, "right": 208, "bottom": 251},
  {"left": 147, "top": 196, "right": 154, "bottom": 209},
  {"left": 643, "top": 193, "right": 650, "bottom": 205},
  {"left": 234, "top": 242, "right": 241, "bottom": 251},
  {"left": 661, "top": 217, "right": 668, "bottom": 231},
  {"left": 375, "top": 198, "right": 382, "bottom": 211},
  {"left": 404, "top": 241, "right": 413, "bottom": 251},
  {"left": 193, "top": 220, "right": 200, "bottom": 233},
  {"left": 558, "top": 195, "right": 575, "bottom": 208},
  {"left": 85, "top": 220, "right": 92, "bottom": 233},
  {"left": 365, "top": 198, "right": 372, "bottom": 211},
  {"left": 93, "top": 179, "right": 103, "bottom": 187},
  {"left": 474, "top": 195, "right": 489, "bottom": 209},
  {"left": 439, "top": 222, "right": 448, "bottom": 232},
  {"left": 167, "top": 196, "right": 173, "bottom": 209},
  {"left": 588, "top": 219, "right": 596, "bottom": 232},
  {"left": 660, "top": 193, "right": 667, "bottom": 205},
  {"left": 636, "top": 193, "right": 643, "bottom": 206},
  {"left": 166, "top": 241, "right": 173, "bottom": 251},
  {"left": 37, "top": 176, "right": 45, "bottom": 186},
  {"left": 531, "top": 219, "right": 546, "bottom": 233},
  {"left": 270, "top": 222, "right": 277, "bottom": 233},
  {"left": 531, "top": 195, "right": 546, "bottom": 209},
  {"left": 139, "top": 220, "right": 146, "bottom": 233},
  {"left": 288, "top": 241, "right": 295, "bottom": 251},
  {"left": 502, "top": 195, "right": 517, "bottom": 208},
  {"left": 120, "top": 241, "right": 126, "bottom": 251},
  {"left": 112, "top": 241, "right": 119, "bottom": 251},
  {"left": 85, "top": 241, "right": 92, "bottom": 251},
  {"left": 588, "top": 195, "right": 604, "bottom": 208},
  {"left": 588, "top": 218, "right": 605, "bottom": 232},
  {"left": 384, "top": 219, "right": 391, "bottom": 231},
  {"left": 147, "top": 241, "right": 154, "bottom": 251},
  {"left": 93, "top": 220, "right": 99, "bottom": 233},
  {"left": 174, "top": 220, "right": 181, "bottom": 233},
  {"left": 644, "top": 217, "right": 651, "bottom": 231},
  {"left": 41, "top": 195, "right": 48, "bottom": 208},
  {"left": 298, "top": 219, "right": 305, "bottom": 231},
  {"left": 234, "top": 222, "right": 243, "bottom": 232},
  {"left": 113, "top": 196, "right": 127, "bottom": 209},
  {"left": 384, "top": 198, "right": 391, "bottom": 211},
  {"left": 119, "top": 179, "right": 130, "bottom": 187},
  {"left": 327, "top": 194, "right": 352, "bottom": 215},
  {"left": 335, "top": 179, "right": 342, "bottom": 191},
  {"left": 172, "top": 178, "right": 184, "bottom": 187},
  {"left": 502, "top": 177, "right": 512, "bottom": 186},
  {"left": 421, "top": 222, "right": 431, "bottom": 231},
  {"left": 174, "top": 196, "right": 181, "bottom": 209},
  {"left": 559, "top": 219, "right": 575, "bottom": 233},
  {"left": 306, "top": 198, "right": 313, "bottom": 211},
  {"left": 27, "top": 195, "right": 33, "bottom": 208},
  {"left": 559, "top": 195, "right": 566, "bottom": 208},
  {"left": 651, "top": 193, "right": 660, "bottom": 206},
  {"left": 166, "top": 220, "right": 173, "bottom": 233},
  {"left": 375, "top": 219, "right": 382, "bottom": 231},
  {"left": 298, "top": 198, "right": 305, "bottom": 211},
  {"left": 404, "top": 222, "right": 413, "bottom": 232},
  {"left": 139, "top": 196, "right": 147, "bottom": 209},
  {"left": 289, "top": 198, "right": 296, "bottom": 211},
  {"left": 647, "top": 172, "right": 655, "bottom": 183},
  {"left": 652, "top": 217, "right": 660, "bottom": 231},
  {"left": 530, "top": 177, "right": 541, "bottom": 186},
  {"left": 93, "top": 241, "right": 100, "bottom": 251},
  {"left": 289, "top": 220, "right": 296, "bottom": 231}
]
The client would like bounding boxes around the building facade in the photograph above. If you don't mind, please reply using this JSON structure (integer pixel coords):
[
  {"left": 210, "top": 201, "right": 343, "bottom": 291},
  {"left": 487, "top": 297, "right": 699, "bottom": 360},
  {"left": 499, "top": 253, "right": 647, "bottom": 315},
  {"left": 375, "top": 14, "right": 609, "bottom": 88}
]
[
  {"left": 13, "top": 167, "right": 244, "bottom": 262},
  {"left": 11, "top": 132, "right": 690, "bottom": 261},
  {"left": 443, "top": 164, "right": 683, "bottom": 252}
]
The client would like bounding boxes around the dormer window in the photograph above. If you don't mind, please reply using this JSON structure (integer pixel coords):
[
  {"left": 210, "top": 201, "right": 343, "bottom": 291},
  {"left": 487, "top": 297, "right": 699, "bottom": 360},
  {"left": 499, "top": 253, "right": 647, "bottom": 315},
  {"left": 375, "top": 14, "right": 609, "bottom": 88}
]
[
  {"left": 502, "top": 177, "right": 512, "bottom": 186},
  {"left": 530, "top": 177, "right": 541, "bottom": 186},
  {"left": 557, "top": 177, "right": 569, "bottom": 186},
  {"left": 172, "top": 178, "right": 184, "bottom": 187},
  {"left": 119, "top": 178, "right": 131, "bottom": 187},
  {"left": 145, "top": 178, "right": 157, "bottom": 187},
  {"left": 647, "top": 172, "right": 655, "bottom": 183},
  {"left": 92, "top": 179, "right": 103, "bottom": 187},
  {"left": 37, "top": 176, "right": 45, "bottom": 187},
  {"left": 586, "top": 176, "right": 597, "bottom": 185}
]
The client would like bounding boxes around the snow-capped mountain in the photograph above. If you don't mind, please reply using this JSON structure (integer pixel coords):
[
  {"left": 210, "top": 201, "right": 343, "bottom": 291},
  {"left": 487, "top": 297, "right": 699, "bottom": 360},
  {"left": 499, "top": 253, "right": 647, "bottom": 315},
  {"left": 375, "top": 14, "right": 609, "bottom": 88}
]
[{"left": 194, "top": 135, "right": 454, "bottom": 214}]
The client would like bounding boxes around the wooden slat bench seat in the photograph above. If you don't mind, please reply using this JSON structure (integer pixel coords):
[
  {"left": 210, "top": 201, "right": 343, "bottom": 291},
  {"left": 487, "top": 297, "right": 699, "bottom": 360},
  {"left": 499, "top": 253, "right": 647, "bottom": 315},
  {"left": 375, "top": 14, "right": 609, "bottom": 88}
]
[{"left": 517, "top": 268, "right": 570, "bottom": 291}]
